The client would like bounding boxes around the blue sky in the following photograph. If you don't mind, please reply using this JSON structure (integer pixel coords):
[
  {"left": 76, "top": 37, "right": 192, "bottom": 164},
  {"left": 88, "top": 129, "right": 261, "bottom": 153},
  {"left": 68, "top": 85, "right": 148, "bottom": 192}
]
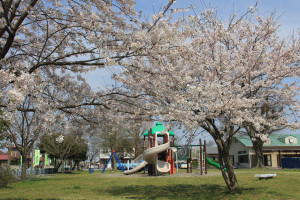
[{"left": 136, "top": 0, "right": 300, "bottom": 36}]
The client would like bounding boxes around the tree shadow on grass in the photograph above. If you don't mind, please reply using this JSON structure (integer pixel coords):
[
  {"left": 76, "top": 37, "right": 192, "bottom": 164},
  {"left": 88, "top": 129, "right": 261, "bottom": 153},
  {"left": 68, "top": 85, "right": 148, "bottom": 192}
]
[
  {"left": 101, "top": 184, "right": 259, "bottom": 200},
  {"left": 5, "top": 198, "right": 59, "bottom": 200}
]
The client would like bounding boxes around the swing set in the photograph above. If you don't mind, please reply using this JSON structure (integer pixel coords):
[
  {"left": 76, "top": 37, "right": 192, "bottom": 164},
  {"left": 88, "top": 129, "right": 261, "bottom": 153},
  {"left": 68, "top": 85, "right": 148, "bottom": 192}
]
[{"left": 101, "top": 150, "right": 124, "bottom": 173}]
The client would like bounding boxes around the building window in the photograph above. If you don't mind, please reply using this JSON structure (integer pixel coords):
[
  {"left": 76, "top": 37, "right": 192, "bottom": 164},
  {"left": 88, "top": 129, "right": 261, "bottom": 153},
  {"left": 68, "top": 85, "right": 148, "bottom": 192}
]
[
  {"left": 264, "top": 155, "right": 272, "bottom": 166},
  {"left": 238, "top": 155, "right": 249, "bottom": 163}
]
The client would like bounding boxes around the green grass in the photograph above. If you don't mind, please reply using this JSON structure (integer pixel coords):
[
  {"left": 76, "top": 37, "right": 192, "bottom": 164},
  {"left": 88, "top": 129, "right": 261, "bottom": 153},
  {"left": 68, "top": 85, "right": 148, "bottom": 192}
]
[{"left": 1, "top": 168, "right": 300, "bottom": 200}]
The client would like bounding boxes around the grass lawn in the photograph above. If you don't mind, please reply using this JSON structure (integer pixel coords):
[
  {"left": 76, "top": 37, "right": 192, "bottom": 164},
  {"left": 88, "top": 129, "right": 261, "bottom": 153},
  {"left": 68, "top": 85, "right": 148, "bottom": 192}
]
[{"left": 1, "top": 168, "right": 300, "bottom": 200}]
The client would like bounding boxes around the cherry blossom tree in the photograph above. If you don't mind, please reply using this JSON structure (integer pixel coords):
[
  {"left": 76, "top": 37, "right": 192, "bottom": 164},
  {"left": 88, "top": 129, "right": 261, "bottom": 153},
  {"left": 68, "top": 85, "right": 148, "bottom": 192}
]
[
  {"left": 116, "top": 8, "right": 300, "bottom": 192},
  {"left": 0, "top": 0, "right": 178, "bottom": 123},
  {"left": 0, "top": 0, "right": 135, "bottom": 122},
  {"left": 0, "top": 112, "right": 8, "bottom": 147},
  {"left": 242, "top": 100, "right": 294, "bottom": 167},
  {"left": 97, "top": 124, "right": 135, "bottom": 169},
  {"left": 0, "top": 0, "right": 178, "bottom": 178},
  {"left": 5, "top": 95, "right": 46, "bottom": 180},
  {"left": 39, "top": 130, "right": 87, "bottom": 173},
  {"left": 0, "top": 0, "right": 181, "bottom": 153}
]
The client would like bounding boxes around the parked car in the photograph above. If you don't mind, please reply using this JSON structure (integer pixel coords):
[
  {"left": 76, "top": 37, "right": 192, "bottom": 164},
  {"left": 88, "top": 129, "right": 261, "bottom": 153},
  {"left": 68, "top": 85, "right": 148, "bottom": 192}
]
[{"left": 180, "top": 163, "right": 187, "bottom": 169}]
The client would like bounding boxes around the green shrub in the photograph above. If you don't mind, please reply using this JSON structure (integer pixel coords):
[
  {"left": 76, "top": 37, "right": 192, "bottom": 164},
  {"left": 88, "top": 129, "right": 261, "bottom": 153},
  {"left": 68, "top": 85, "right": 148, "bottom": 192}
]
[
  {"left": 0, "top": 167, "right": 16, "bottom": 188},
  {"left": 192, "top": 159, "right": 199, "bottom": 168}
]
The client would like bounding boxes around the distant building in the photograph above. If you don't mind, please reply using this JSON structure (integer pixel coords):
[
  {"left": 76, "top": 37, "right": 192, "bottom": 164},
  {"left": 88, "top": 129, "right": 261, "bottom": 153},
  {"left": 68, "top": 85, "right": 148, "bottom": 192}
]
[
  {"left": 206, "top": 147, "right": 219, "bottom": 160},
  {"left": 99, "top": 148, "right": 135, "bottom": 169},
  {"left": 189, "top": 146, "right": 219, "bottom": 161},
  {"left": 0, "top": 148, "right": 22, "bottom": 166},
  {"left": 0, "top": 150, "right": 8, "bottom": 166},
  {"left": 0, "top": 147, "right": 45, "bottom": 167},
  {"left": 230, "top": 134, "right": 300, "bottom": 168}
]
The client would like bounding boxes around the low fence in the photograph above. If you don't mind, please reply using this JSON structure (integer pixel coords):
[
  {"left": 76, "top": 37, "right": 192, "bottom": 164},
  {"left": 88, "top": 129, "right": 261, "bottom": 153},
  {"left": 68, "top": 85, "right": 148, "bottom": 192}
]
[{"left": 10, "top": 168, "right": 55, "bottom": 176}]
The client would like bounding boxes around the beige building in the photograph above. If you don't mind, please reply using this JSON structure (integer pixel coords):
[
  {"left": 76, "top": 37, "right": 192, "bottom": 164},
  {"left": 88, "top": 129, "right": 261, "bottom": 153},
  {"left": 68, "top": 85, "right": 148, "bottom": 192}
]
[{"left": 229, "top": 134, "right": 300, "bottom": 168}]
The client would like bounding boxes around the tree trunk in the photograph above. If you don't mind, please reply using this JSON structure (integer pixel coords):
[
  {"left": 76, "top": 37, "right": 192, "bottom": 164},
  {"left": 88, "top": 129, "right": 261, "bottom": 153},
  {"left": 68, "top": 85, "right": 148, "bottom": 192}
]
[
  {"left": 21, "top": 153, "right": 27, "bottom": 181},
  {"left": 7, "top": 146, "right": 11, "bottom": 167},
  {"left": 111, "top": 156, "right": 116, "bottom": 169},
  {"left": 31, "top": 149, "right": 34, "bottom": 174},
  {"left": 41, "top": 153, "right": 44, "bottom": 169},
  {"left": 72, "top": 161, "right": 79, "bottom": 171},
  {"left": 216, "top": 139, "right": 240, "bottom": 193},
  {"left": 54, "top": 161, "right": 61, "bottom": 173},
  {"left": 72, "top": 162, "right": 76, "bottom": 170},
  {"left": 89, "top": 159, "right": 93, "bottom": 168},
  {"left": 61, "top": 160, "right": 65, "bottom": 173},
  {"left": 252, "top": 138, "right": 264, "bottom": 168},
  {"left": 135, "top": 134, "right": 142, "bottom": 158}
]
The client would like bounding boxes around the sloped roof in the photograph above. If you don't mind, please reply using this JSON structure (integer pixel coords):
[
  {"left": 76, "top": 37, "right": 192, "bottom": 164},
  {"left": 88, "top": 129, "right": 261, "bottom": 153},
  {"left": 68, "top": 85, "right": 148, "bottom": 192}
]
[
  {"left": 0, "top": 154, "right": 8, "bottom": 161},
  {"left": 234, "top": 135, "right": 253, "bottom": 147},
  {"left": 143, "top": 122, "right": 175, "bottom": 137},
  {"left": 234, "top": 134, "right": 300, "bottom": 147},
  {"left": 206, "top": 147, "right": 218, "bottom": 154}
]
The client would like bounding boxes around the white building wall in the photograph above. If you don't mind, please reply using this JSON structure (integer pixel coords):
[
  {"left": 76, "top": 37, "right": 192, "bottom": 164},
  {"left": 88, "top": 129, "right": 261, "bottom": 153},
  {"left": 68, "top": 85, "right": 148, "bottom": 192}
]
[{"left": 229, "top": 140, "right": 251, "bottom": 168}]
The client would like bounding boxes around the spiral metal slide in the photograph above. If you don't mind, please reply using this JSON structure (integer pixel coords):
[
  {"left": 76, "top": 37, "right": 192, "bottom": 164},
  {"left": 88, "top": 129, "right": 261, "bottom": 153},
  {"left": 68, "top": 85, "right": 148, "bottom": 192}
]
[{"left": 124, "top": 132, "right": 170, "bottom": 175}]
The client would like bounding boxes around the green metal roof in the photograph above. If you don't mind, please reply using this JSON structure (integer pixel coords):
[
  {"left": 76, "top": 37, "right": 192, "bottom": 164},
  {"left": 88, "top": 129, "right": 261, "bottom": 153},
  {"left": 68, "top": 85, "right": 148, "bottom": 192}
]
[
  {"left": 143, "top": 122, "right": 175, "bottom": 137},
  {"left": 234, "top": 134, "right": 300, "bottom": 147},
  {"left": 234, "top": 135, "right": 253, "bottom": 146}
]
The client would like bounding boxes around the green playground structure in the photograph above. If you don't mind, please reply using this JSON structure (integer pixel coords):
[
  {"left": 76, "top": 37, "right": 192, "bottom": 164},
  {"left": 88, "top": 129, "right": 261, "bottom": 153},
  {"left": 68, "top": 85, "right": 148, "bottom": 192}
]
[{"left": 206, "top": 157, "right": 227, "bottom": 171}]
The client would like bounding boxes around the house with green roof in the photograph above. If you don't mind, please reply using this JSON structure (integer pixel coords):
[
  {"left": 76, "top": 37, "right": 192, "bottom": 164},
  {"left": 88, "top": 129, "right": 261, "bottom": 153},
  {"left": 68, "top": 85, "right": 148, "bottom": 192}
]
[{"left": 229, "top": 134, "right": 300, "bottom": 168}]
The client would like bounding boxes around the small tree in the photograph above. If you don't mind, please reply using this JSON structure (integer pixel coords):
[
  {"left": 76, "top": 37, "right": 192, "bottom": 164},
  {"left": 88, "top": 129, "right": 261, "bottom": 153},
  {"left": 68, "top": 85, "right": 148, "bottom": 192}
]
[
  {"left": 4, "top": 96, "right": 45, "bottom": 180},
  {"left": 39, "top": 130, "right": 86, "bottom": 173},
  {"left": 243, "top": 101, "right": 293, "bottom": 167},
  {"left": 126, "top": 121, "right": 152, "bottom": 158},
  {"left": 87, "top": 136, "right": 101, "bottom": 168},
  {"left": 98, "top": 125, "right": 134, "bottom": 169},
  {"left": 68, "top": 138, "right": 88, "bottom": 171}
]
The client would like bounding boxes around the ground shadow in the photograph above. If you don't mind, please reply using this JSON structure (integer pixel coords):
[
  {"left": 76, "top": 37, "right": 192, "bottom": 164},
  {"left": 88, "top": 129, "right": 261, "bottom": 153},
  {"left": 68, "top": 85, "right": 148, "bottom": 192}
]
[
  {"left": 3, "top": 199, "right": 59, "bottom": 200},
  {"left": 100, "top": 184, "right": 258, "bottom": 200}
]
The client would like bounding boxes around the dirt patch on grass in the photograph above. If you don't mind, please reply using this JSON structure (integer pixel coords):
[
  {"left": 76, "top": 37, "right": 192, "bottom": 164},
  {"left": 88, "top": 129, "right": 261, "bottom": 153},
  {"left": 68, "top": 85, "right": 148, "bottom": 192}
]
[{"left": 100, "top": 171, "right": 222, "bottom": 178}]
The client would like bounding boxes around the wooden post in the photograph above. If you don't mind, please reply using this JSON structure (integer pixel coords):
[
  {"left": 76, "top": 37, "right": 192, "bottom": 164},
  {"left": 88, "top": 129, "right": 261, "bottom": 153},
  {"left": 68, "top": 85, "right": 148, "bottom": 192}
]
[
  {"left": 200, "top": 139, "right": 202, "bottom": 175},
  {"left": 7, "top": 145, "right": 11, "bottom": 168},
  {"left": 186, "top": 147, "right": 189, "bottom": 173},
  {"left": 143, "top": 136, "right": 146, "bottom": 174},
  {"left": 190, "top": 148, "right": 192, "bottom": 173},
  {"left": 187, "top": 158, "right": 189, "bottom": 173},
  {"left": 143, "top": 136, "right": 145, "bottom": 151},
  {"left": 278, "top": 150, "right": 282, "bottom": 168},
  {"left": 148, "top": 128, "right": 154, "bottom": 175},
  {"left": 148, "top": 128, "right": 152, "bottom": 148},
  {"left": 204, "top": 140, "right": 207, "bottom": 174}
]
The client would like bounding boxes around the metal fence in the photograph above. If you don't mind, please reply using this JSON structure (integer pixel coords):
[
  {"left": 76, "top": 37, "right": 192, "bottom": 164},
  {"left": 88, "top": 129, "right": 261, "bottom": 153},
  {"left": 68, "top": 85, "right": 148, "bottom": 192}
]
[{"left": 10, "top": 168, "right": 55, "bottom": 176}]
